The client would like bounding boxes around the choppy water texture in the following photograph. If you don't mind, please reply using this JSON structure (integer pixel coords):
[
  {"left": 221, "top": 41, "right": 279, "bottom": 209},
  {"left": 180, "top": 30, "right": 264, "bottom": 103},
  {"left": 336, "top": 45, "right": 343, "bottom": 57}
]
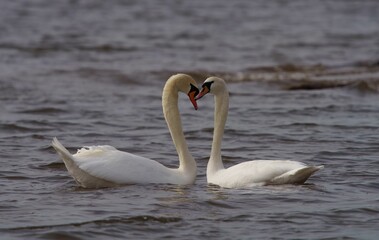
[{"left": 1, "top": 1, "right": 379, "bottom": 239}]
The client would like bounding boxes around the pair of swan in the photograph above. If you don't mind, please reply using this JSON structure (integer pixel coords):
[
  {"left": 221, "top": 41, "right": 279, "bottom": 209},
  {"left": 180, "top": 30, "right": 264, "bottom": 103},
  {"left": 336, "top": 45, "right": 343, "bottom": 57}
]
[{"left": 52, "top": 74, "right": 322, "bottom": 188}]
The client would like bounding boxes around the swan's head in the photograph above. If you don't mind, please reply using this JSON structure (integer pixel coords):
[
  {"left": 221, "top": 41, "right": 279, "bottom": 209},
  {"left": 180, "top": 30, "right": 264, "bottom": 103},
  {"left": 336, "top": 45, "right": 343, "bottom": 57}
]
[
  {"left": 195, "top": 76, "right": 226, "bottom": 100},
  {"left": 168, "top": 74, "right": 200, "bottom": 110}
]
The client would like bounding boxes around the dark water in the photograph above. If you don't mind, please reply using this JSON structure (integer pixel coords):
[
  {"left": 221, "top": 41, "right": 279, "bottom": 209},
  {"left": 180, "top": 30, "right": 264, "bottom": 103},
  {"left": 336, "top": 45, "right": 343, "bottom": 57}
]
[{"left": 1, "top": 1, "right": 379, "bottom": 239}]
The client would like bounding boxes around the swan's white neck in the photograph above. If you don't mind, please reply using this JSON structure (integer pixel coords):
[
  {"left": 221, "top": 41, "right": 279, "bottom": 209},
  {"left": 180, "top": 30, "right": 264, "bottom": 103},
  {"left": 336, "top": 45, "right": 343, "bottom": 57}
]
[
  {"left": 208, "top": 86, "right": 229, "bottom": 175},
  {"left": 162, "top": 82, "right": 196, "bottom": 174}
]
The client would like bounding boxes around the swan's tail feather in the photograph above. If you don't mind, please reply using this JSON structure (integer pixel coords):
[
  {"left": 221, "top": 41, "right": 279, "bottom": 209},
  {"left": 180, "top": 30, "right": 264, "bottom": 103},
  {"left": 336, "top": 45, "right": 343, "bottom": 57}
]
[
  {"left": 51, "top": 137, "right": 83, "bottom": 182},
  {"left": 51, "top": 138, "right": 116, "bottom": 188},
  {"left": 52, "top": 137, "right": 76, "bottom": 169},
  {"left": 52, "top": 137, "right": 71, "bottom": 158},
  {"left": 271, "top": 165, "right": 324, "bottom": 185}
]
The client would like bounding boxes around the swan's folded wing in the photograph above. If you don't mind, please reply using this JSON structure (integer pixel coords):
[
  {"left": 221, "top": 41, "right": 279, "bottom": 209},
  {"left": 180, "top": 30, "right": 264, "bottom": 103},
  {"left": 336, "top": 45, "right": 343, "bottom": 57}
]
[{"left": 75, "top": 149, "right": 174, "bottom": 184}]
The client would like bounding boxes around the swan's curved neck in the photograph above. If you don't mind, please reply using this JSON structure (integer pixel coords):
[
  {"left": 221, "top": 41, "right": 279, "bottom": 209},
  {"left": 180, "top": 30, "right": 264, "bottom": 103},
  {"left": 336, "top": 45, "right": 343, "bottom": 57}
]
[
  {"left": 209, "top": 86, "right": 229, "bottom": 173},
  {"left": 162, "top": 84, "right": 196, "bottom": 172}
]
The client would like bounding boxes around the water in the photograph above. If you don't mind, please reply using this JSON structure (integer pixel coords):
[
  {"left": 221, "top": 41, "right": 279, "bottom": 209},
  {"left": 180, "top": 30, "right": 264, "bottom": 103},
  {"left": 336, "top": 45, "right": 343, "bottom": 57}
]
[{"left": 1, "top": 0, "right": 379, "bottom": 239}]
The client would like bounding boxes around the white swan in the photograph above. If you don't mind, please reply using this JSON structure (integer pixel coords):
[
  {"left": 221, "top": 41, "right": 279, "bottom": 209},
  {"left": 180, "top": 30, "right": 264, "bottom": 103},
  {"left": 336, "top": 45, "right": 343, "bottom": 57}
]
[
  {"left": 52, "top": 74, "right": 199, "bottom": 188},
  {"left": 196, "top": 77, "right": 323, "bottom": 188}
]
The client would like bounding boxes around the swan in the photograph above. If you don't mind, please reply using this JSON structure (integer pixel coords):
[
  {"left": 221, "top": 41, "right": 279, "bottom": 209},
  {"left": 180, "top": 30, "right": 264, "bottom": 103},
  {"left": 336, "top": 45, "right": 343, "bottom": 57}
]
[
  {"left": 52, "top": 74, "right": 199, "bottom": 188},
  {"left": 195, "top": 77, "right": 323, "bottom": 188}
]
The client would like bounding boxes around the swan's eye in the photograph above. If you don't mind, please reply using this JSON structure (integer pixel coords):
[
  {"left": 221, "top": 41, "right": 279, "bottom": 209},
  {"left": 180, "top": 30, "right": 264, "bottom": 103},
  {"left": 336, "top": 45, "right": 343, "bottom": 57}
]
[
  {"left": 202, "top": 81, "right": 214, "bottom": 91},
  {"left": 189, "top": 83, "right": 199, "bottom": 96},
  {"left": 195, "top": 80, "right": 214, "bottom": 100}
]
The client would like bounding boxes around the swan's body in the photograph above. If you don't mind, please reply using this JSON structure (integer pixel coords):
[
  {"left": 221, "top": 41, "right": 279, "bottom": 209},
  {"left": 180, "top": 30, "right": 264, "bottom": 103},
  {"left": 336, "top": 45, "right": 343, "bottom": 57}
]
[
  {"left": 196, "top": 77, "right": 323, "bottom": 188},
  {"left": 52, "top": 74, "right": 199, "bottom": 188}
]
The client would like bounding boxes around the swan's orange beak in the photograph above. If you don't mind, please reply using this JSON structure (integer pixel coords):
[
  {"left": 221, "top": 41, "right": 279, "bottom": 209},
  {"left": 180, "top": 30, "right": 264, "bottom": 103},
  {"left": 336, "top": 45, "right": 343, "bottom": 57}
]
[
  {"left": 188, "top": 84, "right": 199, "bottom": 110},
  {"left": 195, "top": 86, "right": 210, "bottom": 100}
]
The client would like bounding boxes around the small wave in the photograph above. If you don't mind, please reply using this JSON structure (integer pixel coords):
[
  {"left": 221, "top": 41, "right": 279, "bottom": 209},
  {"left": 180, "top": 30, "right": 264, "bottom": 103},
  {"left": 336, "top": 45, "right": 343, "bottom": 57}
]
[
  {"left": 0, "top": 123, "right": 31, "bottom": 132},
  {"left": 123, "top": 215, "right": 182, "bottom": 224},
  {"left": 205, "top": 200, "right": 238, "bottom": 209},
  {"left": 331, "top": 207, "right": 379, "bottom": 215},
  {"left": 0, "top": 42, "right": 138, "bottom": 54},
  {"left": 76, "top": 44, "right": 138, "bottom": 53},
  {"left": 3, "top": 215, "right": 182, "bottom": 231},
  {"left": 285, "top": 80, "right": 349, "bottom": 91},
  {"left": 284, "top": 78, "right": 379, "bottom": 93},
  {"left": 0, "top": 121, "right": 53, "bottom": 133},
  {"left": 51, "top": 67, "right": 141, "bottom": 85},
  {"left": 2, "top": 175, "right": 31, "bottom": 180},
  {"left": 38, "top": 162, "right": 66, "bottom": 170},
  {"left": 37, "top": 232, "right": 83, "bottom": 240},
  {"left": 16, "top": 107, "right": 66, "bottom": 114},
  {"left": 349, "top": 79, "right": 379, "bottom": 93},
  {"left": 273, "top": 122, "right": 319, "bottom": 128},
  {"left": 220, "top": 214, "right": 252, "bottom": 222}
]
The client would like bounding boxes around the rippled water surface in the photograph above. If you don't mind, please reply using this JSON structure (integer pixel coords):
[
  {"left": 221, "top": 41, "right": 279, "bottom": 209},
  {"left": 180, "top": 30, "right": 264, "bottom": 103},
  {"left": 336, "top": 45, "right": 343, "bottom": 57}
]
[{"left": 1, "top": 1, "right": 379, "bottom": 239}]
